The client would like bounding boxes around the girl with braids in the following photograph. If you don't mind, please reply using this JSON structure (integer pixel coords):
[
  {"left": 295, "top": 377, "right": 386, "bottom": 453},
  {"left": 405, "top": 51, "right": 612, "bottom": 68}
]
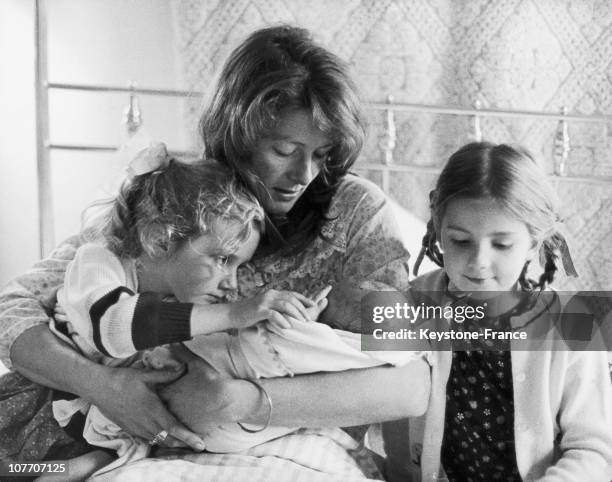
[{"left": 385, "top": 142, "right": 612, "bottom": 482}]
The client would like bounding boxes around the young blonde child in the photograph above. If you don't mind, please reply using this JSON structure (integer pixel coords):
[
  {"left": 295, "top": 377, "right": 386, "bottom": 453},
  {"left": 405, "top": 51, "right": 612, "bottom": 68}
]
[
  {"left": 48, "top": 143, "right": 419, "bottom": 478},
  {"left": 384, "top": 142, "right": 612, "bottom": 482}
]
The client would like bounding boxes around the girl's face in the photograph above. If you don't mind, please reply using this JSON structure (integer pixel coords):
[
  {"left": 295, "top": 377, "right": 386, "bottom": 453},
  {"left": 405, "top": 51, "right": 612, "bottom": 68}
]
[
  {"left": 249, "top": 108, "right": 333, "bottom": 215},
  {"left": 164, "top": 220, "right": 260, "bottom": 303},
  {"left": 440, "top": 197, "right": 537, "bottom": 293}
]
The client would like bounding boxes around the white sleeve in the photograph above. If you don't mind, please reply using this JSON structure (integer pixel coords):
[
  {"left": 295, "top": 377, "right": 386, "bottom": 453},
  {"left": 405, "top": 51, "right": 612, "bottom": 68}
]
[
  {"left": 539, "top": 350, "right": 612, "bottom": 481},
  {"left": 57, "top": 243, "right": 139, "bottom": 358},
  {"left": 58, "top": 244, "right": 192, "bottom": 358}
]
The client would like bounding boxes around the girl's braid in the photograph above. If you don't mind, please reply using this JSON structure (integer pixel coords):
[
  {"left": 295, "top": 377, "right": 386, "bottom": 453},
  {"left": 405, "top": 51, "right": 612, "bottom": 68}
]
[
  {"left": 519, "top": 237, "right": 561, "bottom": 291},
  {"left": 537, "top": 238, "right": 560, "bottom": 289},
  {"left": 413, "top": 217, "right": 444, "bottom": 276}
]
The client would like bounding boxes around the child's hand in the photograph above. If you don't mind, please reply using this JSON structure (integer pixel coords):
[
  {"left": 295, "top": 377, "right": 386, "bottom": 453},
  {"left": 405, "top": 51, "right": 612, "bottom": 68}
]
[
  {"left": 230, "top": 289, "right": 316, "bottom": 330},
  {"left": 304, "top": 285, "right": 332, "bottom": 322}
]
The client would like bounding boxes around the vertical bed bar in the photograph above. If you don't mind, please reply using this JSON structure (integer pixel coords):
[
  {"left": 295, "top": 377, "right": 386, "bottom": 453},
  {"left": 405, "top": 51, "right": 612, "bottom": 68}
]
[
  {"left": 35, "top": 0, "right": 54, "bottom": 257},
  {"left": 381, "top": 95, "right": 396, "bottom": 194}
]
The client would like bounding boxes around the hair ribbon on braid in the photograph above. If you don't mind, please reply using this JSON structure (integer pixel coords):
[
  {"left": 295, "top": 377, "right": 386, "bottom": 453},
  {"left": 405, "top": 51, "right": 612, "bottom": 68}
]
[
  {"left": 126, "top": 142, "right": 171, "bottom": 178},
  {"left": 551, "top": 229, "right": 578, "bottom": 278}
]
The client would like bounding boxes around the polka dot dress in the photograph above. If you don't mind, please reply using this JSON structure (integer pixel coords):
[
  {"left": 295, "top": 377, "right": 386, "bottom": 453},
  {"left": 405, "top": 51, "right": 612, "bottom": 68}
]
[{"left": 441, "top": 349, "right": 522, "bottom": 482}]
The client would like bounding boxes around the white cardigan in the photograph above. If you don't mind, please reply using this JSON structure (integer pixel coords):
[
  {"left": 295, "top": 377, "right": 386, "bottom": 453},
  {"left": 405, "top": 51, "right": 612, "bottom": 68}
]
[{"left": 405, "top": 270, "right": 612, "bottom": 482}]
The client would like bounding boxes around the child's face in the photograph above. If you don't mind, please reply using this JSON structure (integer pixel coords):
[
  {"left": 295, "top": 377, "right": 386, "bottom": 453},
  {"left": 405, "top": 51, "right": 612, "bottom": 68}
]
[
  {"left": 439, "top": 197, "right": 537, "bottom": 293},
  {"left": 165, "top": 220, "right": 260, "bottom": 303}
]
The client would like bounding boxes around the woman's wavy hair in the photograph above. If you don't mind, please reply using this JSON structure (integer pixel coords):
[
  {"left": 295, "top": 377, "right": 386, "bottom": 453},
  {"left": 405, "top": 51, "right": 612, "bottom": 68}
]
[
  {"left": 83, "top": 159, "right": 265, "bottom": 259},
  {"left": 413, "top": 141, "right": 567, "bottom": 290},
  {"left": 200, "top": 25, "right": 366, "bottom": 253}
]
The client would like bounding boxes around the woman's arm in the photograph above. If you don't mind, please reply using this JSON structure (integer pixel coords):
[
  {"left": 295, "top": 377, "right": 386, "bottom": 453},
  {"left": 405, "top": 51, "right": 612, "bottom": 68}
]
[
  {"left": 160, "top": 355, "right": 430, "bottom": 432},
  {"left": 251, "top": 360, "right": 429, "bottom": 425},
  {"left": 0, "top": 236, "right": 80, "bottom": 370}
]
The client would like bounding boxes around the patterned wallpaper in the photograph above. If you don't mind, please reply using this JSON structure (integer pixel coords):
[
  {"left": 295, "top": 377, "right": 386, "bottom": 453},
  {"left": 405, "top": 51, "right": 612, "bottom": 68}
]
[{"left": 174, "top": 0, "right": 612, "bottom": 290}]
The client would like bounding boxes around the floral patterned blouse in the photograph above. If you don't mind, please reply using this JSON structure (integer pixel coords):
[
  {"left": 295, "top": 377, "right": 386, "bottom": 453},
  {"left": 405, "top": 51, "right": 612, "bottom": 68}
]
[{"left": 0, "top": 174, "right": 411, "bottom": 369}]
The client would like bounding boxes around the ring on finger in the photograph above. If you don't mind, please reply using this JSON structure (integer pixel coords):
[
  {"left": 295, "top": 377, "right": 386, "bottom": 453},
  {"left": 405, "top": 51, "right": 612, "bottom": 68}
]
[{"left": 148, "top": 429, "right": 169, "bottom": 446}]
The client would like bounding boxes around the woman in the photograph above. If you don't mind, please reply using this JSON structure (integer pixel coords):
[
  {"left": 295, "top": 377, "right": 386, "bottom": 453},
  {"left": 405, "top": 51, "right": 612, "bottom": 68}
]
[{"left": 0, "top": 26, "right": 429, "bottom": 480}]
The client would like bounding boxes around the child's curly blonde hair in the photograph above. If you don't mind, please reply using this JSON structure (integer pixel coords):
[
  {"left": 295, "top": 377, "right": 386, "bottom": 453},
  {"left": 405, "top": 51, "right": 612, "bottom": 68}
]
[{"left": 84, "top": 158, "right": 264, "bottom": 260}]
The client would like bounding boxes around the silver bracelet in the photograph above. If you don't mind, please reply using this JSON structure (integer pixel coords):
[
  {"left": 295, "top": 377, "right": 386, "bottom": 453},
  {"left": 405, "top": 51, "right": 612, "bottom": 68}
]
[{"left": 237, "top": 378, "right": 273, "bottom": 434}]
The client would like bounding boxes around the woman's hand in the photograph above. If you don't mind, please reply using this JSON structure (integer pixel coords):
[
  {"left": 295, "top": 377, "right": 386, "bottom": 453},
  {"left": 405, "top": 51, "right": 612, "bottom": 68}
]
[
  {"left": 158, "top": 357, "right": 257, "bottom": 433},
  {"left": 229, "top": 289, "right": 316, "bottom": 330},
  {"left": 12, "top": 326, "right": 207, "bottom": 451},
  {"left": 89, "top": 364, "right": 206, "bottom": 451}
]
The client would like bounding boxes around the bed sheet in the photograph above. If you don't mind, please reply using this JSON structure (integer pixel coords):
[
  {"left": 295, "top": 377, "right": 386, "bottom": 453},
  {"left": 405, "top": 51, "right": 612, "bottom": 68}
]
[{"left": 90, "top": 427, "right": 384, "bottom": 482}]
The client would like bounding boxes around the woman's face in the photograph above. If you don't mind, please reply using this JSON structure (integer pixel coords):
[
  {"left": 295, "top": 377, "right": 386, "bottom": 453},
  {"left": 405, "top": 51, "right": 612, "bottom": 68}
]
[
  {"left": 440, "top": 197, "right": 537, "bottom": 294},
  {"left": 249, "top": 108, "right": 333, "bottom": 215}
]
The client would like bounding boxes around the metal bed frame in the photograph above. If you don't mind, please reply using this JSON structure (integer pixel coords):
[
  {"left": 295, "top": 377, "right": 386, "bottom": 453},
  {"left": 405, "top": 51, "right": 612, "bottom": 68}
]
[{"left": 34, "top": 0, "right": 612, "bottom": 256}]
